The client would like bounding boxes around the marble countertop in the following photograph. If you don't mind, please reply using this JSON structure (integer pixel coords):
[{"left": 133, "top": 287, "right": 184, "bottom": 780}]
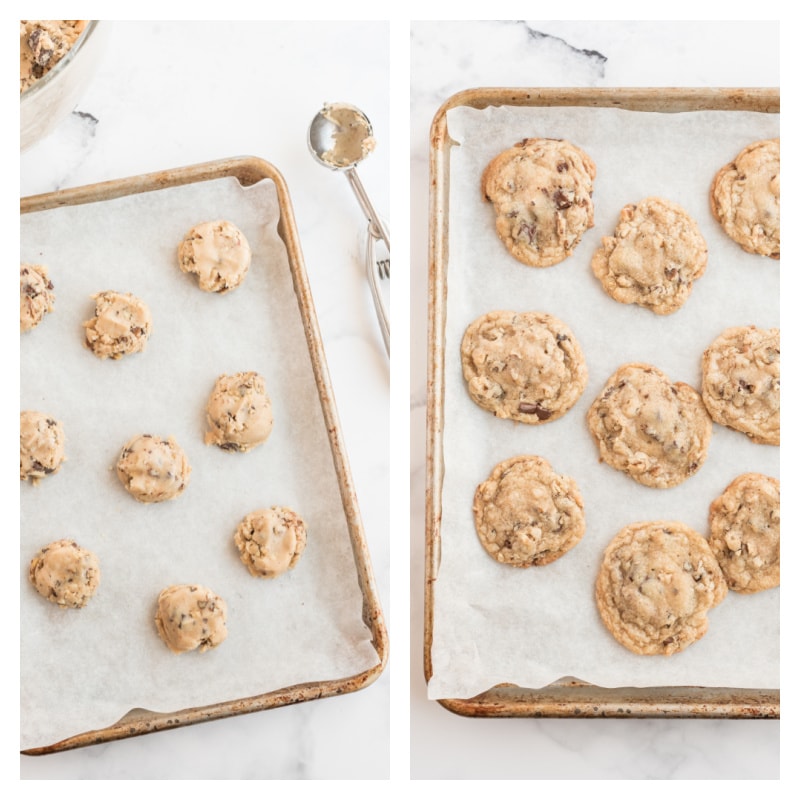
[
  {"left": 409, "top": 20, "right": 780, "bottom": 780},
  {"left": 20, "top": 21, "right": 389, "bottom": 780}
]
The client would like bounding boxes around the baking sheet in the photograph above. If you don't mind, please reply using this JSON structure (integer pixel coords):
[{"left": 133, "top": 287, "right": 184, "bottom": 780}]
[
  {"left": 428, "top": 103, "right": 779, "bottom": 700},
  {"left": 20, "top": 174, "right": 380, "bottom": 750}
]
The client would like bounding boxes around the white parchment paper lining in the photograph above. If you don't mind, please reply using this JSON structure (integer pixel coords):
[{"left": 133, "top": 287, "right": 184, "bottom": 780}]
[
  {"left": 21, "top": 177, "right": 379, "bottom": 749},
  {"left": 428, "top": 104, "right": 779, "bottom": 700}
]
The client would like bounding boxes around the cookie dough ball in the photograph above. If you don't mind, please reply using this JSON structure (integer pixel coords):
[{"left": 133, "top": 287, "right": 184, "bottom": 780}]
[
  {"left": 29, "top": 539, "right": 100, "bottom": 609},
  {"left": 20, "top": 263, "right": 55, "bottom": 332},
  {"left": 701, "top": 325, "right": 779, "bottom": 445},
  {"left": 482, "top": 137, "right": 596, "bottom": 267},
  {"left": 461, "top": 310, "right": 588, "bottom": 425},
  {"left": 587, "top": 363, "right": 712, "bottom": 488},
  {"left": 178, "top": 220, "right": 251, "bottom": 293},
  {"left": 473, "top": 455, "right": 585, "bottom": 567},
  {"left": 83, "top": 290, "right": 152, "bottom": 360},
  {"left": 20, "top": 20, "right": 88, "bottom": 93},
  {"left": 155, "top": 584, "right": 228, "bottom": 654},
  {"left": 710, "top": 138, "right": 779, "bottom": 259},
  {"left": 20, "top": 410, "right": 66, "bottom": 483},
  {"left": 590, "top": 197, "right": 708, "bottom": 315},
  {"left": 234, "top": 506, "right": 308, "bottom": 578},
  {"left": 595, "top": 521, "right": 728, "bottom": 655},
  {"left": 116, "top": 434, "right": 191, "bottom": 503},
  {"left": 708, "top": 473, "right": 780, "bottom": 593},
  {"left": 205, "top": 372, "right": 273, "bottom": 452}
]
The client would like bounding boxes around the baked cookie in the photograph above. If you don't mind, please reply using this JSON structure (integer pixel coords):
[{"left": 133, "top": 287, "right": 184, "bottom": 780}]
[
  {"left": 234, "top": 506, "right": 308, "bottom": 578},
  {"left": 482, "top": 137, "right": 596, "bottom": 267},
  {"left": 20, "top": 20, "right": 88, "bottom": 93},
  {"left": 29, "top": 539, "right": 100, "bottom": 609},
  {"left": 596, "top": 521, "right": 728, "bottom": 655},
  {"left": 473, "top": 455, "right": 585, "bottom": 567},
  {"left": 590, "top": 197, "right": 708, "bottom": 315},
  {"left": 116, "top": 434, "right": 191, "bottom": 503},
  {"left": 701, "top": 325, "right": 779, "bottom": 445},
  {"left": 460, "top": 310, "right": 587, "bottom": 425},
  {"left": 587, "top": 363, "right": 712, "bottom": 488},
  {"left": 83, "top": 290, "right": 152, "bottom": 360},
  {"left": 205, "top": 371, "right": 273, "bottom": 452},
  {"left": 178, "top": 220, "right": 251, "bottom": 293},
  {"left": 708, "top": 473, "right": 780, "bottom": 593},
  {"left": 710, "top": 138, "right": 779, "bottom": 259},
  {"left": 20, "top": 410, "right": 65, "bottom": 483},
  {"left": 155, "top": 584, "right": 228, "bottom": 654},
  {"left": 20, "top": 263, "right": 55, "bottom": 332}
]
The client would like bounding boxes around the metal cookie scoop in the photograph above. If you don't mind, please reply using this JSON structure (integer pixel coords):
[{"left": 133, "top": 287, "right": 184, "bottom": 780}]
[{"left": 308, "top": 102, "right": 390, "bottom": 356}]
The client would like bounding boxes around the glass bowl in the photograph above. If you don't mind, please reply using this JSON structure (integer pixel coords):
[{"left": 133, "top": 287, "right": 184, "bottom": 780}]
[{"left": 20, "top": 20, "right": 109, "bottom": 152}]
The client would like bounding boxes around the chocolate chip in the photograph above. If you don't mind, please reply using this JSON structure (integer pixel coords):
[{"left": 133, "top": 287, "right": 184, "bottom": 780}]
[
  {"left": 518, "top": 402, "right": 552, "bottom": 420},
  {"left": 553, "top": 189, "right": 572, "bottom": 210}
]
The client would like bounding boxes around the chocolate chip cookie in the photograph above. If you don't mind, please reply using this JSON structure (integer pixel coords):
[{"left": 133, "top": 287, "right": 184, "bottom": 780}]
[
  {"left": 116, "top": 434, "right": 191, "bottom": 503},
  {"left": 596, "top": 521, "right": 728, "bottom": 655},
  {"left": 473, "top": 455, "right": 585, "bottom": 567},
  {"left": 234, "top": 506, "right": 307, "bottom": 578},
  {"left": 481, "top": 137, "right": 596, "bottom": 267},
  {"left": 178, "top": 220, "right": 251, "bottom": 293},
  {"left": 155, "top": 584, "right": 228, "bottom": 654},
  {"left": 590, "top": 197, "right": 708, "bottom": 315},
  {"left": 701, "top": 325, "right": 779, "bottom": 445},
  {"left": 205, "top": 371, "right": 274, "bottom": 452},
  {"left": 710, "top": 138, "right": 779, "bottom": 258},
  {"left": 83, "top": 290, "right": 152, "bottom": 360},
  {"left": 708, "top": 472, "right": 780, "bottom": 593},
  {"left": 20, "top": 410, "right": 66, "bottom": 483},
  {"left": 29, "top": 539, "right": 100, "bottom": 609},
  {"left": 460, "top": 310, "right": 587, "bottom": 425},
  {"left": 20, "top": 263, "right": 55, "bottom": 332},
  {"left": 587, "top": 363, "right": 712, "bottom": 488}
]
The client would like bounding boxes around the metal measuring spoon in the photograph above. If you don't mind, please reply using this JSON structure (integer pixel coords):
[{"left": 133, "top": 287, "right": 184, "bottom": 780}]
[{"left": 308, "top": 102, "right": 390, "bottom": 355}]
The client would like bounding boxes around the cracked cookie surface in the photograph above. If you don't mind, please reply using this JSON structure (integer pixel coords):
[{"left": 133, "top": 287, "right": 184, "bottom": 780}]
[
  {"left": 460, "top": 310, "right": 587, "bottom": 425},
  {"left": 29, "top": 539, "right": 100, "bottom": 609},
  {"left": 482, "top": 137, "right": 596, "bottom": 267},
  {"left": 473, "top": 455, "right": 585, "bottom": 567},
  {"left": 708, "top": 472, "right": 780, "bottom": 593},
  {"left": 710, "top": 138, "right": 779, "bottom": 258},
  {"left": 234, "top": 506, "right": 307, "bottom": 578},
  {"left": 587, "top": 363, "right": 712, "bottom": 488},
  {"left": 701, "top": 325, "right": 779, "bottom": 445},
  {"left": 595, "top": 521, "right": 728, "bottom": 655},
  {"left": 20, "top": 263, "right": 55, "bottom": 332},
  {"left": 590, "top": 197, "right": 708, "bottom": 315},
  {"left": 155, "top": 584, "right": 228, "bottom": 654},
  {"left": 178, "top": 220, "right": 251, "bottom": 293},
  {"left": 116, "top": 434, "right": 191, "bottom": 503}
]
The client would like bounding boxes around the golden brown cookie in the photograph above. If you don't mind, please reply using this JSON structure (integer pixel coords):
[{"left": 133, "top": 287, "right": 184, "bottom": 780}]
[
  {"left": 587, "top": 363, "right": 712, "bottom": 488},
  {"left": 29, "top": 539, "right": 100, "bottom": 609},
  {"left": 234, "top": 507, "right": 307, "bottom": 578},
  {"left": 473, "top": 455, "right": 585, "bottom": 567},
  {"left": 710, "top": 138, "right": 779, "bottom": 258},
  {"left": 596, "top": 521, "right": 728, "bottom": 655},
  {"left": 590, "top": 197, "right": 708, "bottom": 315},
  {"left": 20, "top": 263, "right": 55, "bottom": 332},
  {"left": 708, "top": 473, "right": 779, "bottom": 593},
  {"left": 481, "top": 137, "right": 596, "bottom": 267},
  {"left": 460, "top": 310, "right": 587, "bottom": 425},
  {"left": 701, "top": 325, "right": 779, "bottom": 445},
  {"left": 155, "top": 584, "right": 228, "bottom": 654}
]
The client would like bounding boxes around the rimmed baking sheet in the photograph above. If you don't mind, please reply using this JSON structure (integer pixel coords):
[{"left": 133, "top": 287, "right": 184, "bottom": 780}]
[
  {"left": 21, "top": 157, "right": 387, "bottom": 753},
  {"left": 425, "top": 88, "right": 779, "bottom": 718}
]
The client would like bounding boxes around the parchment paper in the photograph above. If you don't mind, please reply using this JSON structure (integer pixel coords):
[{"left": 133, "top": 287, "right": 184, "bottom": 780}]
[
  {"left": 428, "top": 104, "right": 779, "bottom": 700},
  {"left": 20, "top": 176, "right": 379, "bottom": 749}
]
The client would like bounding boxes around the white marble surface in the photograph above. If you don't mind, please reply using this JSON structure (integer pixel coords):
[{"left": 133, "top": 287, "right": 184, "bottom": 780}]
[
  {"left": 20, "top": 20, "right": 389, "bottom": 779},
  {"left": 409, "top": 20, "right": 781, "bottom": 780}
]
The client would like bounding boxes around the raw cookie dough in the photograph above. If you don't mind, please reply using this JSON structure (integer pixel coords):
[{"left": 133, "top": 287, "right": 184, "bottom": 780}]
[
  {"left": 178, "top": 220, "right": 251, "bottom": 293},
  {"left": 115, "top": 434, "right": 191, "bottom": 503},
  {"left": 20, "top": 263, "right": 55, "bottom": 332},
  {"left": 234, "top": 506, "right": 308, "bottom": 578},
  {"left": 460, "top": 310, "right": 588, "bottom": 425},
  {"left": 205, "top": 371, "right": 273, "bottom": 452},
  {"left": 83, "top": 290, "right": 152, "bottom": 360},
  {"left": 710, "top": 138, "right": 780, "bottom": 259},
  {"left": 587, "top": 362, "right": 712, "bottom": 489},
  {"left": 29, "top": 539, "right": 100, "bottom": 609},
  {"left": 20, "top": 20, "right": 88, "bottom": 93},
  {"left": 20, "top": 410, "right": 65, "bottom": 483},
  {"left": 473, "top": 455, "right": 585, "bottom": 567},
  {"left": 595, "top": 521, "right": 728, "bottom": 655},
  {"left": 708, "top": 472, "right": 780, "bottom": 593},
  {"left": 155, "top": 584, "right": 228, "bottom": 654},
  {"left": 590, "top": 197, "right": 708, "bottom": 315},
  {"left": 481, "top": 137, "right": 596, "bottom": 267},
  {"left": 701, "top": 325, "right": 780, "bottom": 445}
]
